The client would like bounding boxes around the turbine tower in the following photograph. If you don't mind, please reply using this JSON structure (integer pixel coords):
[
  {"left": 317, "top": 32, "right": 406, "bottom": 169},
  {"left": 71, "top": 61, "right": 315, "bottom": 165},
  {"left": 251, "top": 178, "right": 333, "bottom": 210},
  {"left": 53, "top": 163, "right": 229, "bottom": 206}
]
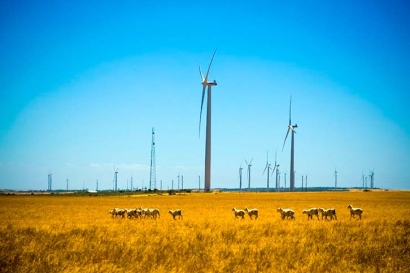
[
  {"left": 305, "top": 175, "right": 308, "bottom": 192},
  {"left": 334, "top": 167, "right": 338, "bottom": 189},
  {"left": 282, "top": 95, "right": 298, "bottom": 192},
  {"left": 245, "top": 158, "right": 253, "bottom": 191},
  {"left": 114, "top": 167, "right": 119, "bottom": 191},
  {"left": 149, "top": 127, "right": 156, "bottom": 190},
  {"left": 199, "top": 49, "right": 218, "bottom": 192},
  {"left": 239, "top": 164, "right": 243, "bottom": 191},
  {"left": 262, "top": 152, "right": 272, "bottom": 191}
]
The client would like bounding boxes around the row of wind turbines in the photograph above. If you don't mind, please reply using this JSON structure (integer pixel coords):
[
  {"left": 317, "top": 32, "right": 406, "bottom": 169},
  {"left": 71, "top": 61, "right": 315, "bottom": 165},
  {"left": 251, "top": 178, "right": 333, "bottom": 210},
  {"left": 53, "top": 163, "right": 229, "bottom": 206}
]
[
  {"left": 198, "top": 49, "right": 375, "bottom": 192},
  {"left": 198, "top": 49, "right": 299, "bottom": 192}
]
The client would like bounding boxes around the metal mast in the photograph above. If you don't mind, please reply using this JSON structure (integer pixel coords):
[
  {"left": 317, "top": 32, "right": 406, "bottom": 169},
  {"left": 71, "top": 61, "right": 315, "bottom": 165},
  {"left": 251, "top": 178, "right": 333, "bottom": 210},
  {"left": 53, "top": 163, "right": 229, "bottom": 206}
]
[{"left": 149, "top": 127, "right": 156, "bottom": 190}]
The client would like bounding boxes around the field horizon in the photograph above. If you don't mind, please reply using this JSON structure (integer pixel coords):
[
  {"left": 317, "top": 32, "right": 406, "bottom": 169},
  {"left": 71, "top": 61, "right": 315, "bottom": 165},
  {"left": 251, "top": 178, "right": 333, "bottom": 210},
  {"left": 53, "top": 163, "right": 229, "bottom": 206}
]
[{"left": 1, "top": 191, "right": 409, "bottom": 272}]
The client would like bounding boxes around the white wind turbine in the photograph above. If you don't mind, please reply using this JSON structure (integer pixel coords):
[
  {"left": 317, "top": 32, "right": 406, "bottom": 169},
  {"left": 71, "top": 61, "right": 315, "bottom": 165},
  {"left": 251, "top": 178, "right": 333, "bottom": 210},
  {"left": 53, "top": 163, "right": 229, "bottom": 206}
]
[
  {"left": 245, "top": 158, "right": 253, "bottom": 191},
  {"left": 262, "top": 151, "right": 272, "bottom": 191},
  {"left": 199, "top": 49, "right": 218, "bottom": 192},
  {"left": 239, "top": 163, "right": 243, "bottom": 191},
  {"left": 282, "top": 95, "right": 298, "bottom": 192},
  {"left": 334, "top": 167, "right": 338, "bottom": 189},
  {"left": 271, "top": 150, "right": 280, "bottom": 192}
]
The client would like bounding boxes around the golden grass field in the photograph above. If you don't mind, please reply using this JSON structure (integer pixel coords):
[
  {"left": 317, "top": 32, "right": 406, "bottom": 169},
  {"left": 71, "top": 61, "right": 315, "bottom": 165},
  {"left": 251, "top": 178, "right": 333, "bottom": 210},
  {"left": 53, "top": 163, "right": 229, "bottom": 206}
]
[{"left": 1, "top": 191, "right": 409, "bottom": 273}]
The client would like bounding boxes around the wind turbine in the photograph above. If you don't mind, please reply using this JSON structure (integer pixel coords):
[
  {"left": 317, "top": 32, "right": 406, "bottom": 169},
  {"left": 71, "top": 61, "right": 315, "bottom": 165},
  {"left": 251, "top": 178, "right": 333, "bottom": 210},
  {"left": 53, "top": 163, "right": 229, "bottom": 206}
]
[
  {"left": 334, "top": 167, "right": 338, "bottom": 189},
  {"left": 282, "top": 95, "right": 298, "bottom": 192},
  {"left": 245, "top": 158, "right": 253, "bottom": 191},
  {"left": 369, "top": 169, "right": 374, "bottom": 188},
  {"left": 271, "top": 150, "right": 280, "bottom": 192},
  {"left": 113, "top": 166, "right": 119, "bottom": 191},
  {"left": 199, "top": 49, "right": 218, "bottom": 192},
  {"left": 262, "top": 151, "right": 272, "bottom": 191},
  {"left": 239, "top": 164, "right": 243, "bottom": 191}
]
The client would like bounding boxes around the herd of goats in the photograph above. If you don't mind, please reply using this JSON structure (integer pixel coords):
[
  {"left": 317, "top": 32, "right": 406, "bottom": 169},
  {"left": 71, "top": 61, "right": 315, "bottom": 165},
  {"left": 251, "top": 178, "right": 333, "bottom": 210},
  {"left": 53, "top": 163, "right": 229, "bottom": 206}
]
[{"left": 109, "top": 205, "right": 364, "bottom": 221}]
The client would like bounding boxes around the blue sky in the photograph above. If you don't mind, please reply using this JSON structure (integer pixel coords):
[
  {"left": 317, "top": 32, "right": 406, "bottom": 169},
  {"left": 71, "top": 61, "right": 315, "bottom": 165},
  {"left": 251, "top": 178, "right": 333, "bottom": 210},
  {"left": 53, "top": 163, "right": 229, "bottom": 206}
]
[{"left": 1, "top": 0, "right": 409, "bottom": 190}]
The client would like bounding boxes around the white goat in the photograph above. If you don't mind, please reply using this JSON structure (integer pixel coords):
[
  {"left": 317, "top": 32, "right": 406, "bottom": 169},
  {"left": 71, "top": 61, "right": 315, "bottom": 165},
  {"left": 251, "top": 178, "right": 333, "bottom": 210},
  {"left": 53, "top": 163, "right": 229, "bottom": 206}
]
[
  {"left": 347, "top": 205, "right": 363, "bottom": 220},
  {"left": 244, "top": 208, "right": 258, "bottom": 220},
  {"left": 169, "top": 209, "right": 183, "bottom": 220},
  {"left": 302, "top": 208, "right": 319, "bottom": 220},
  {"left": 232, "top": 208, "right": 245, "bottom": 220},
  {"left": 277, "top": 208, "right": 295, "bottom": 220},
  {"left": 318, "top": 208, "right": 337, "bottom": 220}
]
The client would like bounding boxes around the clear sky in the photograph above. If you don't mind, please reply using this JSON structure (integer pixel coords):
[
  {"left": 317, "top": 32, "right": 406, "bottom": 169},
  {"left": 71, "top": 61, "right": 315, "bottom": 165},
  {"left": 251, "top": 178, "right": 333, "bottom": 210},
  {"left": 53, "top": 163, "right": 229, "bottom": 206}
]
[{"left": 1, "top": 0, "right": 409, "bottom": 191}]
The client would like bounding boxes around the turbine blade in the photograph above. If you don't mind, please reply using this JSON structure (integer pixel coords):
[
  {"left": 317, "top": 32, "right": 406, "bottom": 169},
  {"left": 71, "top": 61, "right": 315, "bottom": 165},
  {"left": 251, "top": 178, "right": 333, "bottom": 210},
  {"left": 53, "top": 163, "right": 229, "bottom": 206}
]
[
  {"left": 199, "top": 66, "right": 204, "bottom": 82},
  {"left": 282, "top": 127, "right": 291, "bottom": 151},
  {"left": 204, "top": 49, "right": 217, "bottom": 83},
  {"left": 263, "top": 165, "right": 267, "bottom": 176},
  {"left": 250, "top": 158, "right": 254, "bottom": 164},
  {"left": 198, "top": 85, "right": 207, "bottom": 136},
  {"left": 271, "top": 165, "right": 277, "bottom": 176},
  {"left": 245, "top": 160, "right": 249, "bottom": 165},
  {"left": 289, "top": 95, "right": 292, "bottom": 126}
]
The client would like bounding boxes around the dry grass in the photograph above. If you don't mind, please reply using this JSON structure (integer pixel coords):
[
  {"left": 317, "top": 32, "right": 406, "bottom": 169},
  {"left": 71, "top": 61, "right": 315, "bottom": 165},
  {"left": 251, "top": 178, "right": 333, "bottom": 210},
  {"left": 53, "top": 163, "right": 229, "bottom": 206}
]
[{"left": 1, "top": 191, "right": 409, "bottom": 272}]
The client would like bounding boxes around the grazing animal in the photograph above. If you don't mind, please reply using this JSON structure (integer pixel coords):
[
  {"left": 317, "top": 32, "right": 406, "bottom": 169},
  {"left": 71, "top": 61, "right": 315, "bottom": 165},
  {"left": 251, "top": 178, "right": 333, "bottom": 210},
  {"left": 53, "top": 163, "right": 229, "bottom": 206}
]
[
  {"left": 146, "top": 208, "right": 160, "bottom": 219},
  {"left": 110, "top": 208, "right": 125, "bottom": 218},
  {"left": 244, "top": 208, "right": 259, "bottom": 220},
  {"left": 232, "top": 208, "right": 245, "bottom": 220},
  {"left": 139, "top": 207, "right": 149, "bottom": 218},
  {"left": 126, "top": 209, "right": 139, "bottom": 219},
  {"left": 347, "top": 205, "right": 363, "bottom": 220},
  {"left": 115, "top": 209, "right": 126, "bottom": 219},
  {"left": 169, "top": 209, "right": 183, "bottom": 220},
  {"left": 109, "top": 209, "right": 116, "bottom": 218},
  {"left": 318, "top": 208, "right": 337, "bottom": 220},
  {"left": 302, "top": 208, "right": 319, "bottom": 220},
  {"left": 277, "top": 208, "right": 295, "bottom": 220}
]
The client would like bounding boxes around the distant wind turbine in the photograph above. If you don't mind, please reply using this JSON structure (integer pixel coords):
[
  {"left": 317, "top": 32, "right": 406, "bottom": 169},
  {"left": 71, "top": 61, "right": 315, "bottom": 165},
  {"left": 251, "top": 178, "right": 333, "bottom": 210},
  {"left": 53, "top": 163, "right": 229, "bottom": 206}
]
[
  {"left": 245, "top": 158, "right": 253, "bottom": 191},
  {"left": 282, "top": 95, "right": 298, "bottom": 192},
  {"left": 199, "top": 49, "right": 218, "bottom": 192},
  {"left": 271, "top": 150, "right": 280, "bottom": 192},
  {"left": 113, "top": 166, "right": 119, "bottom": 191},
  {"left": 239, "top": 164, "right": 243, "bottom": 191},
  {"left": 262, "top": 151, "right": 272, "bottom": 191},
  {"left": 334, "top": 167, "right": 338, "bottom": 189},
  {"left": 369, "top": 169, "right": 374, "bottom": 188}
]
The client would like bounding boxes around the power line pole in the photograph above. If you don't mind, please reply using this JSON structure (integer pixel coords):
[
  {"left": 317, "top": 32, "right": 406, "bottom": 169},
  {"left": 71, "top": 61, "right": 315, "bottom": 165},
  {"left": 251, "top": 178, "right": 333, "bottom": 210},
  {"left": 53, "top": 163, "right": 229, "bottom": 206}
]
[{"left": 149, "top": 127, "right": 156, "bottom": 190}]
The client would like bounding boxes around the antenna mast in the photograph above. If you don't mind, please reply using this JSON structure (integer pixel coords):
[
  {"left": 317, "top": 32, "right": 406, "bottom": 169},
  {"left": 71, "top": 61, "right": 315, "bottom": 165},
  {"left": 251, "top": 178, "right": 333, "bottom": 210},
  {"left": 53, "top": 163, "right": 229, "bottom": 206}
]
[{"left": 149, "top": 127, "right": 157, "bottom": 190}]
